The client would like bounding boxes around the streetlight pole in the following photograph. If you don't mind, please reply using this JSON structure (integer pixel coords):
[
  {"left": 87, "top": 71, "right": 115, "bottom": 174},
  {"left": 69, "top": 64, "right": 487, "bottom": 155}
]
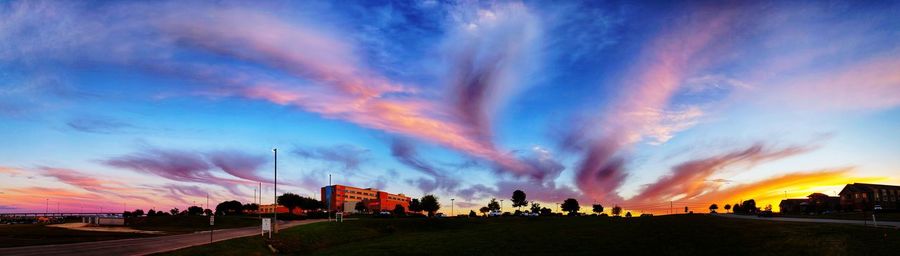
[
  {"left": 500, "top": 200, "right": 504, "bottom": 213},
  {"left": 451, "top": 198, "right": 454, "bottom": 217},
  {"left": 273, "top": 148, "right": 278, "bottom": 234}
]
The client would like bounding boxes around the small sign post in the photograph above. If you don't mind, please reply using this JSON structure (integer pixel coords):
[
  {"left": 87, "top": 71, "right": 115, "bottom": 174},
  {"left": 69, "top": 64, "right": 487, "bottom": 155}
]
[
  {"left": 262, "top": 218, "right": 272, "bottom": 238},
  {"left": 209, "top": 215, "right": 214, "bottom": 243}
]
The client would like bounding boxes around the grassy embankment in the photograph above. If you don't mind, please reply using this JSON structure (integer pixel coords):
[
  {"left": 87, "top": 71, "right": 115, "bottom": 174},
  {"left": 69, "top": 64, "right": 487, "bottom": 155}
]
[
  {"left": 0, "top": 224, "right": 153, "bottom": 248},
  {"left": 157, "top": 214, "right": 900, "bottom": 256}
]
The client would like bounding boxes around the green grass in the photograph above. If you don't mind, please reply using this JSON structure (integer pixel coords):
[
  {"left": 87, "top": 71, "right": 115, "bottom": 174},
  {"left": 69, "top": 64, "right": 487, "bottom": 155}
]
[
  {"left": 130, "top": 215, "right": 260, "bottom": 233},
  {"left": 157, "top": 214, "right": 900, "bottom": 256},
  {"left": 0, "top": 223, "right": 154, "bottom": 248}
]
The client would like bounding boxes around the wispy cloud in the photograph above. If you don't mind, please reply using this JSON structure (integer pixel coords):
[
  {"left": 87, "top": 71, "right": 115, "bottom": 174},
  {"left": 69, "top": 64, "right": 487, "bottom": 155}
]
[
  {"left": 66, "top": 116, "right": 134, "bottom": 134},
  {"left": 293, "top": 144, "right": 370, "bottom": 173}
]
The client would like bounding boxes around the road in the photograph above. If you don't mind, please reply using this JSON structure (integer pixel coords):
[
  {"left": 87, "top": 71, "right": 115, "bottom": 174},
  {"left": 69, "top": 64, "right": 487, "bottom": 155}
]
[
  {"left": 0, "top": 219, "right": 327, "bottom": 256},
  {"left": 717, "top": 213, "right": 900, "bottom": 228}
]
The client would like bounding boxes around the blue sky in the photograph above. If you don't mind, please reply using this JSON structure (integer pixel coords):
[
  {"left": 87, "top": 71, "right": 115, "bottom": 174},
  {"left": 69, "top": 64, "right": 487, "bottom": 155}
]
[{"left": 1, "top": 0, "right": 898, "bottom": 214}]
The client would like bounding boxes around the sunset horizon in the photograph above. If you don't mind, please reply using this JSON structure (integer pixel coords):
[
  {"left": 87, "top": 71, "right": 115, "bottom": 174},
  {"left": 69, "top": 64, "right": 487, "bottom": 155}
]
[{"left": 2, "top": 0, "right": 899, "bottom": 223}]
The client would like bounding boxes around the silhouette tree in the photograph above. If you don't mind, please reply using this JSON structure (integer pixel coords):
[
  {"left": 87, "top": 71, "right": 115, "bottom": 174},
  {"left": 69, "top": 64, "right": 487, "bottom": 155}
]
[
  {"left": 684, "top": 206, "right": 688, "bottom": 213},
  {"left": 133, "top": 209, "right": 144, "bottom": 216},
  {"left": 354, "top": 201, "right": 368, "bottom": 213},
  {"left": 743, "top": 199, "right": 758, "bottom": 214},
  {"left": 724, "top": 204, "right": 731, "bottom": 213},
  {"left": 511, "top": 190, "right": 528, "bottom": 210},
  {"left": 611, "top": 205, "right": 623, "bottom": 216},
  {"left": 169, "top": 208, "right": 180, "bottom": 215},
  {"left": 420, "top": 195, "right": 441, "bottom": 217},
  {"left": 392, "top": 204, "right": 406, "bottom": 216},
  {"left": 147, "top": 209, "right": 157, "bottom": 216},
  {"left": 732, "top": 202, "right": 743, "bottom": 214},
  {"left": 487, "top": 198, "right": 501, "bottom": 211},
  {"left": 530, "top": 202, "right": 541, "bottom": 214},
  {"left": 561, "top": 198, "right": 580, "bottom": 215},
  {"left": 187, "top": 206, "right": 203, "bottom": 215},
  {"left": 479, "top": 207, "right": 490, "bottom": 216},
  {"left": 469, "top": 210, "right": 477, "bottom": 217},
  {"left": 204, "top": 209, "right": 212, "bottom": 216},
  {"left": 763, "top": 204, "right": 772, "bottom": 212},
  {"left": 242, "top": 203, "right": 259, "bottom": 213},
  {"left": 592, "top": 204, "right": 604, "bottom": 215},
  {"left": 277, "top": 193, "right": 303, "bottom": 215},
  {"left": 297, "top": 197, "right": 322, "bottom": 213},
  {"left": 625, "top": 212, "right": 632, "bottom": 218},
  {"left": 709, "top": 204, "right": 719, "bottom": 213},
  {"left": 539, "top": 207, "right": 553, "bottom": 216},
  {"left": 409, "top": 198, "right": 422, "bottom": 213},
  {"left": 216, "top": 200, "right": 243, "bottom": 215}
]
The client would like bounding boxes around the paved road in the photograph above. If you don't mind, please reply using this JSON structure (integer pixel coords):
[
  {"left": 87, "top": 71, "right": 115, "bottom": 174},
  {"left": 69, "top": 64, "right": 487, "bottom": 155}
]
[
  {"left": 0, "top": 219, "right": 327, "bottom": 256},
  {"left": 717, "top": 213, "right": 900, "bottom": 228}
]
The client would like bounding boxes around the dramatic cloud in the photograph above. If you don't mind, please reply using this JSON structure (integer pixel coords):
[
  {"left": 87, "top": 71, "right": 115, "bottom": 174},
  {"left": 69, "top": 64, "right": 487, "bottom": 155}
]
[
  {"left": 565, "top": 7, "right": 737, "bottom": 202},
  {"left": 103, "top": 147, "right": 260, "bottom": 196},
  {"left": 391, "top": 139, "right": 460, "bottom": 193},
  {"left": 39, "top": 167, "right": 128, "bottom": 193},
  {"left": 628, "top": 143, "right": 815, "bottom": 204},
  {"left": 206, "top": 150, "right": 270, "bottom": 183},
  {"left": 457, "top": 184, "right": 499, "bottom": 201}
]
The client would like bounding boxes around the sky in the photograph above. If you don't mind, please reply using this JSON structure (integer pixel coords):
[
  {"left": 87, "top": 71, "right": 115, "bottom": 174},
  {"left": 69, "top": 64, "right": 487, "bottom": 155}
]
[{"left": 1, "top": 0, "right": 899, "bottom": 215}]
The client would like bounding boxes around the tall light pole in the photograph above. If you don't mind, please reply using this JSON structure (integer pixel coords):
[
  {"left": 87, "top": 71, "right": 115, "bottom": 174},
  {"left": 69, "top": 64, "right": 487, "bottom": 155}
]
[
  {"left": 451, "top": 198, "right": 455, "bottom": 216},
  {"left": 273, "top": 148, "right": 278, "bottom": 234},
  {"left": 500, "top": 200, "right": 504, "bottom": 213}
]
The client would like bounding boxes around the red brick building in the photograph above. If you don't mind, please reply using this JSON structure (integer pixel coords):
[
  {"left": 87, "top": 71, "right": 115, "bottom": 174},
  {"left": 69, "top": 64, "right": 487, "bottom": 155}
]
[
  {"left": 321, "top": 185, "right": 410, "bottom": 213},
  {"left": 257, "top": 204, "right": 303, "bottom": 214}
]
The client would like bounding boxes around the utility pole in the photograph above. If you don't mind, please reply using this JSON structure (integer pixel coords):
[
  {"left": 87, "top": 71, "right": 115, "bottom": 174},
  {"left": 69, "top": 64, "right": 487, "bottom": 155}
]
[
  {"left": 273, "top": 148, "right": 278, "bottom": 234},
  {"left": 670, "top": 201, "right": 673, "bottom": 215},
  {"left": 46, "top": 198, "right": 48, "bottom": 215}
]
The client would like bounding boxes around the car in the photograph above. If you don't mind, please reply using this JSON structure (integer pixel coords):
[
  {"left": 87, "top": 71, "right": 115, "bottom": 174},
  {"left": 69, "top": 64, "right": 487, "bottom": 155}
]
[
  {"left": 874, "top": 205, "right": 883, "bottom": 210},
  {"left": 488, "top": 210, "right": 502, "bottom": 217},
  {"left": 435, "top": 213, "right": 445, "bottom": 218},
  {"left": 378, "top": 211, "right": 391, "bottom": 216},
  {"left": 521, "top": 212, "right": 539, "bottom": 217}
]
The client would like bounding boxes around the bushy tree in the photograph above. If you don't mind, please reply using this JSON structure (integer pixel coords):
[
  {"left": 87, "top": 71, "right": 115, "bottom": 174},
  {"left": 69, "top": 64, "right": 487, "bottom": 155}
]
[
  {"left": 393, "top": 205, "right": 406, "bottom": 216},
  {"left": 724, "top": 204, "right": 731, "bottom": 213},
  {"left": 169, "top": 208, "right": 180, "bottom": 215},
  {"left": 592, "top": 204, "right": 604, "bottom": 215},
  {"left": 709, "top": 204, "right": 719, "bottom": 213},
  {"left": 487, "top": 198, "right": 500, "bottom": 211},
  {"left": 625, "top": 212, "right": 632, "bottom": 218},
  {"left": 132, "top": 209, "right": 144, "bottom": 217},
  {"left": 469, "top": 210, "right": 477, "bottom": 217},
  {"left": 147, "top": 209, "right": 157, "bottom": 216},
  {"left": 479, "top": 207, "right": 490, "bottom": 216},
  {"left": 204, "top": 209, "right": 213, "bottom": 216},
  {"left": 684, "top": 206, "right": 689, "bottom": 213},
  {"left": 511, "top": 190, "right": 528, "bottom": 210},
  {"left": 187, "top": 206, "right": 204, "bottom": 215},
  {"left": 409, "top": 199, "right": 422, "bottom": 213},
  {"left": 611, "top": 205, "right": 623, "bottom": 216},
  {"left": 530, "top": 202, "right": 541, "bottom": 214},
  {"left": 355, "top": 201, "right": 368, "bottom": 213},
  {"left": 539, "top": 207, "right": 553, "bottom": 216},
  {"left": 420, "top": 195, "right": 441, "bottom": 217},
  {"left": 561, "top": 198, "right": 580, "bottom": 215},
  {"left": 216, "top": 200, "right": 243, "bottom": 215},
  {"left": 277, "top": 193, "right": 303, "bottom": 215}
]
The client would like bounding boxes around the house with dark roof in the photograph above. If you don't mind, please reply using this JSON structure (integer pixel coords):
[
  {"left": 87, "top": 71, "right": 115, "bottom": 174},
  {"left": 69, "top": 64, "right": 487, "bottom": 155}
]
[
  {"left": 839, "top": 183, "right": 900, "bottom": 211},
  {"left": 778, "top": 199, "right": 807, "bottom": 214}
]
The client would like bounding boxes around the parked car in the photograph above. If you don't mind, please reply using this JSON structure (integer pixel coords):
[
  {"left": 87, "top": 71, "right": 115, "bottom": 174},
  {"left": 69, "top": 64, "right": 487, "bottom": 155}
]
[
  {"left": 488, "top": 210, "right": 502, "bottom": 217},
  {"left": 874, "top": 205, "right": 883, "bottom": 211},
  {"left": 757, "top": 211, "right": 774, "bottom": 218},
  {"left": 522, "top": 212, "right": 539, "bottom": 217}
]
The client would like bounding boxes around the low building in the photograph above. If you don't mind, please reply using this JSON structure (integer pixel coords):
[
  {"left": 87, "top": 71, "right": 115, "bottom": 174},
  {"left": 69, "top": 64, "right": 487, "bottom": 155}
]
[
  {"left": 258, "top": 204, "right": 302, "bottom": 215},
  {"left": 839, "top": 183, "right": 900, "bottom": 211},
  {"left": 778, "top": 199, "right": 807, "bottom": 214},
  {"left": 321, "top": 184, "right": 410, "bottom": 213}
]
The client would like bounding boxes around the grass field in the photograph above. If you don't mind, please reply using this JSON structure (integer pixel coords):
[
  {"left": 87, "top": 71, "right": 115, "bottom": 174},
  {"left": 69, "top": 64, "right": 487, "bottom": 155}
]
[
  {"left": 778, "top": 211, "right": 900, "bottom": 222},
  {"left": 130, "top": 215, "right": 259, "bottom": 233},
  {"left": 157, "top": 214, "right": 900, "bottom": 256},
  {"left": 0, "top": 223, "right": 154, "bottom": 248}
]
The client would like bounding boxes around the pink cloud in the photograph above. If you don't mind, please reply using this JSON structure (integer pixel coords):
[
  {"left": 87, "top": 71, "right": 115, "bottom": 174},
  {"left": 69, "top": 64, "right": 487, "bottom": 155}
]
[{"left": 567, "top": 8, "right": 736, "bottom": 202}]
